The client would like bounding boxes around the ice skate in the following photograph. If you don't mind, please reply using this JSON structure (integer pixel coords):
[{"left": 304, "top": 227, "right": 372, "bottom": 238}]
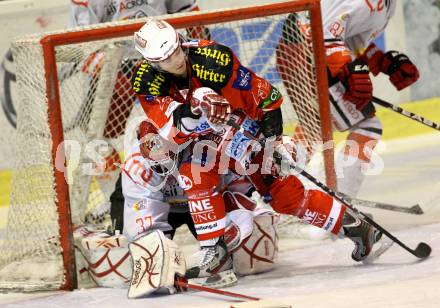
[
  {"left": 185, "top": 237, "right": 237, "bottom": 288},
  {"left": 342, "top": 210, "right": 386, "bottom": 262}
]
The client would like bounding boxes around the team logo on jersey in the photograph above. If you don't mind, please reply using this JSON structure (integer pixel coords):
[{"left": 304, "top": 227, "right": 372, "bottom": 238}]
[
  {"left": 133, "top": 200, "right": 147, "bottom": 212},
  {"left": 194, "top": 46, "right": 232, "bottom": 66},
  {"left": 178, "top": 175, "right": 193, "bottom": 190},
  {"left": 302, "top": 209, "right": 327, "bottom": 228},
  {"left": 134, "top": 33, "right": 147, "bottom": 49},
  {"left": 259, "top": 86, "right": 281, "bottom": 109},
  {"left": 232, "top": 65, "right": 252, "bottom": 90}
]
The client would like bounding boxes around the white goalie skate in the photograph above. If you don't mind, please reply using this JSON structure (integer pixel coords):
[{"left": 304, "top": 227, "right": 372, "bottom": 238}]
[{"left": 185, "top": 237, "right": 237, "bottom": 289}]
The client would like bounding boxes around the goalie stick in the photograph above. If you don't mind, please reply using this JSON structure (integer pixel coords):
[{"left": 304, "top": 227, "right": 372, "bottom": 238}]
[
  {"left": 338, "top": 194, "right": 424, "bottom": 215},
  {"left": 175, "top": 277, "right": 259, "bottom": 301},
  {"left": 373, "top": 96, "right": 440, "bottom": 132},
  {"left": 226, "top": 119, "right": 432, "bottom": 260}
]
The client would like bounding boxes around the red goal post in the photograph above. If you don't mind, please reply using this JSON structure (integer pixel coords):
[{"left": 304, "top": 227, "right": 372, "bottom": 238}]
[{"left": 0, "top": 0, "right": 334, "bottom": 291}]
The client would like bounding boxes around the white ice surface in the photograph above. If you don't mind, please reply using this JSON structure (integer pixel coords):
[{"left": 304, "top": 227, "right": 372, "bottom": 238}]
[{"left": 1, "top": 133, "right": 440, "bottom": 307}]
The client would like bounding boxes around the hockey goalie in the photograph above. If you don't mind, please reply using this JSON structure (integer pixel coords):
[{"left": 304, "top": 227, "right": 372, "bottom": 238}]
[{"left": 74, "top": 119, "right": 279, "bottom": 297}]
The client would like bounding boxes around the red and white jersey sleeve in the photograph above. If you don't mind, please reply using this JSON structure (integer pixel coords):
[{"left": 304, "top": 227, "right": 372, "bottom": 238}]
[
  {"left": 321, "top": 0, "right": 396, "bottom": 56},
  {"left": 68, "top": 0, "right": 112, "bottom": 27}
]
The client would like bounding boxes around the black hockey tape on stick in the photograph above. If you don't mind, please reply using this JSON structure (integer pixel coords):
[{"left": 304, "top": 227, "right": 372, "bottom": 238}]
[
  {"left": 226, "top": 118, "right": 432, "bottom": 259},
  {"left": 373, "top": 96, "right": 440, "bottom": 131}
]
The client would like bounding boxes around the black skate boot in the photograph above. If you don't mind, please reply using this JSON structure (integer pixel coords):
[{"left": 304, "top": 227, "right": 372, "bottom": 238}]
[{"left": 342, "top": 209, "right": 383, "bottom": 262}]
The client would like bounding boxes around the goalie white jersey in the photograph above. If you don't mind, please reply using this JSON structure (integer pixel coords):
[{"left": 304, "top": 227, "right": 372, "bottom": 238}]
[{"left": 121, "top": 142, "right": 185, "bottom": 239}]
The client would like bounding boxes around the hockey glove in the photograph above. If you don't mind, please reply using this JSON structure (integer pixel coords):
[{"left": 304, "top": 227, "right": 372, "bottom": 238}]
[
  {"left": 363, "top": 44, "right": 419, "bottom": 90},
  {"left": 191, "top": 88, "right": 231, "bottom": 125},
  {"left": 381, "top": 51, "right": 419, "bottom": 90},
  {"left": 338, "top": 59, "right": 373, "bottom": 110}
]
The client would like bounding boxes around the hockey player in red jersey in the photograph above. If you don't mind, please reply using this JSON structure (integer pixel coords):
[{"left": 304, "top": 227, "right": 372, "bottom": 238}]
[
  {"left": 131, "top": 19, "right": 384, "bottom": 280},
  {"left": 68, "top": 0, "right": 211, "bottom": 228},
  {"left": 276, "top": 0, "right": 419, "bottom": 197}
]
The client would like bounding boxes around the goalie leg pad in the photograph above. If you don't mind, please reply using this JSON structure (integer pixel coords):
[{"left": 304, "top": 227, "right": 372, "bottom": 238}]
[
  {"left": 74, "top": 226, "right": 131, "bottom": 288},
  {"left": 233, "top": 213, "right": 279, "bottom": 275},
  {"left": 128, "top": 230, "right": 186, "bottom": 298}
]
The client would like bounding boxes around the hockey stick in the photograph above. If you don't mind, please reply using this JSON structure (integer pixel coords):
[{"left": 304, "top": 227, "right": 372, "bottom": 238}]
[
  {"left": 338, "top": 194, "right": 424, "bottom": 215},
  {"left": 226, "top": 119, "right": 431, "bottom": 259},
  {"left": 175, "top": 277, "right": 259, "bottom": 301},
  {"left": 372, "top": 96, "right": 440, "bottom": 131}
]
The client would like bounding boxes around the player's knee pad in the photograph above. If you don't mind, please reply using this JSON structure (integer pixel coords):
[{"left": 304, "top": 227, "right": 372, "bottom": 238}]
[
  {"left": 223, "top": 190, "right": 257, "bottom": 212},
  {"left": 74, "top": 226, "right": 131, "bottom": 288},
  {"left": 224, "top": 208, "right": 254, "bottom": 252},
  {"left": 232, "top": 213, "right": 279, "bottom": 275},
  {"left": 128, "top": 230, "right": 186, "bottom": 298}
]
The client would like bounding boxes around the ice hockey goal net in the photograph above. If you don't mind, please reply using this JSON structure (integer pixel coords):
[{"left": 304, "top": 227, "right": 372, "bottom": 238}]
[{"left": 0, "top": 0, "right": 333, "bottom": 291}]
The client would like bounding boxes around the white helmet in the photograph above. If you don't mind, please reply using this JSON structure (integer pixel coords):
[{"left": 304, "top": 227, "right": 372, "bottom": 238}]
[{"left": 134, "top": 19, "right": 179, "bottom": 62}]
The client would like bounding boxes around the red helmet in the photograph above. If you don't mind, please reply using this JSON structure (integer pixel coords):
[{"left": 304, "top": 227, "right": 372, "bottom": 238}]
[{"left": 137, "top": 120, "right": 177, "bottom": 175}]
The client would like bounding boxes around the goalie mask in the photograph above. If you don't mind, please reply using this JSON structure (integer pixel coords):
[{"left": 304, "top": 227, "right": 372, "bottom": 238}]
[
  {"left": 134, "top": 19, "right": 186, "bottom": 76},
  {"left": 137, "top": 120, "right": 178, "bottom": 176}
]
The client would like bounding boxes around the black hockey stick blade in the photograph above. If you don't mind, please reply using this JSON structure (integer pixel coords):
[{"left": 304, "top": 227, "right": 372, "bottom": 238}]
[
  {"left": 414, "top": 242, "right": 432, "bottom": 259},
  {"left": 409, "top": 204, "right": 424, "bottom": 215}
]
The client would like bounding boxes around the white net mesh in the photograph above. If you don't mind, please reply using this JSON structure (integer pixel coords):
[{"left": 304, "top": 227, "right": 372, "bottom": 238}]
[{"left": 0, "top": 3, "right": 329, "bottom": 291}]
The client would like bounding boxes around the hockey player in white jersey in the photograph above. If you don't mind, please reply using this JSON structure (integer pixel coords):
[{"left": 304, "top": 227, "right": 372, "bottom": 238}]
[
  {"left": 276, "top": 0, "right": 419, "bottom": 197},
  {"left": 74, "top": 118, "right": 279, "bottom": 296},
  {"left": 122, "top": 119, "right": 279, "bottom": 297}
]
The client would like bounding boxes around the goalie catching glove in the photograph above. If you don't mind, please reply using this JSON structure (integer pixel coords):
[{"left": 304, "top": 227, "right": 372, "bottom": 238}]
[
  {"left": 362, "top": 43, "right": 419, "bottom": 90},
  {"left": 190, "top": 87, "right": 231, "bottom": 125}
]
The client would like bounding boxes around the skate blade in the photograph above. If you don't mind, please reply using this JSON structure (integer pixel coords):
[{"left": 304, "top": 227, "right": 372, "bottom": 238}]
[
  {"left": 362, "top": 238, "right": 394, "bottom": 264},
  {"left": 188, "top": 269, "right": 238, "bottom": 289}
]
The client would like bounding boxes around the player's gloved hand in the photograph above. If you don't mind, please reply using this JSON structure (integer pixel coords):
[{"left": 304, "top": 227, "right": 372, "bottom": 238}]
[
  {"left": 338, "top": 58, "right": 373, "bottom": 110},
  {"left": 362, "top": 44, "right": 419, "bottom": 90},
  {"left": 191, "top": 88, "right": 231, "bottom": 124},
  {"left": 380, "top": 51, "right": 419, "bottom": 90}
]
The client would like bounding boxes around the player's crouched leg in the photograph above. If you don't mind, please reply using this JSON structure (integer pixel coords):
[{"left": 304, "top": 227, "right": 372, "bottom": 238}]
[
  {"left": 178, "top": 162, "right": 232, "bottom": 282},
  {"left": 267, "top": 175, "right": 383, "bottom": 261}
]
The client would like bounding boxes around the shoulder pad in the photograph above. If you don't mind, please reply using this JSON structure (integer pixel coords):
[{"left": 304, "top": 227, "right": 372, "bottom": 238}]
[
  {"left": 131, "top": 61, "right": 172, "bottom": 96},
  {"left": 188, "top": 43, "right": 234, "bottom": 91}
]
